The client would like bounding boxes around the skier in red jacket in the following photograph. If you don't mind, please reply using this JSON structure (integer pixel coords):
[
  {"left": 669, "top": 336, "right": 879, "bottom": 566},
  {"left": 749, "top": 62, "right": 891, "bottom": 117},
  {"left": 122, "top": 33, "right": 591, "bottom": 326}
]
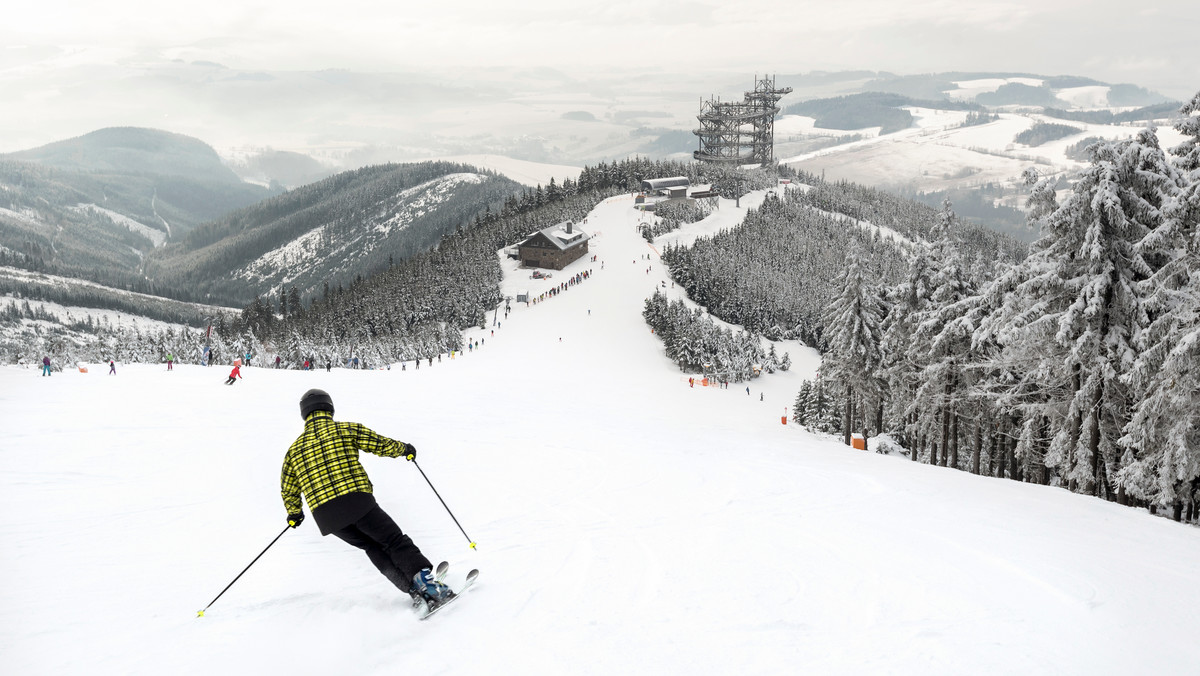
[{"left": 225, "top": 363, "right": 242, "bottom": 385}]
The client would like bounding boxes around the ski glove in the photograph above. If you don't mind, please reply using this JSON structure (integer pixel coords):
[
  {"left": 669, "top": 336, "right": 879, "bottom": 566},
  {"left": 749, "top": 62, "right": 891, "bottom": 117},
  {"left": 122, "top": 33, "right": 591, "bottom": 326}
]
[
  {"left": 404, "top": 443, "right": 417, "bottom": 461},
  {"left": 287, "top": 513, "right": 304, "bottom": 528}
]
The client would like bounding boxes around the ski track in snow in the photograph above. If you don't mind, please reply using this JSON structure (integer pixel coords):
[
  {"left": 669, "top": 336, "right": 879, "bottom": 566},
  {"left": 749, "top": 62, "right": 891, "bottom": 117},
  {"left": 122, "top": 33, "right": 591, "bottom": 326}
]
[{"left": 2, "top": 191, "right": 1199, "bottom": 675}]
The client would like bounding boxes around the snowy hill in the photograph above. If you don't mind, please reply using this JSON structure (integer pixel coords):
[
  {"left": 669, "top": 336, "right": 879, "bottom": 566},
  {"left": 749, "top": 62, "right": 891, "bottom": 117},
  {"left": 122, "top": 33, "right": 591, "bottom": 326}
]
[
  {"left": 777, "top": 94, "right": 1187, "bottom": 218},
  {"left": 2, "top": 190, "right": 1198, "bottom": 676},
  {"left": 145, "top": 163, "right": 523, "bottom": 305},
  {"left": 0, "top": 129, "right": 276, "bottom": 281},
  {"left": 230, "top": 172, "right": 492, "bottom": 288}
]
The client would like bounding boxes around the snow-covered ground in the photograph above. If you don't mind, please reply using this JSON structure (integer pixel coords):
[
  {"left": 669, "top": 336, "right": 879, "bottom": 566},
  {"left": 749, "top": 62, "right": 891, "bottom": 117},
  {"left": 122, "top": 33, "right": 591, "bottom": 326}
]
[
  {"left": 780, "top": 103, "right": 1190, "bottom": 195},
  {"left": 0, "top": 295, "right": 188, "bottom": 337},
  {"left": 945, "top": 77, "right": 1045, "bottom": 100},
  {"left": 775, "top": 115, "right": 879, "bottom": 140},
  {"left": 3, "top": 193, "right": 1199, "bottom": 676},
  {"left": 68, "top": 204, "right": 167, "bottom": 247},
  {"left": 425, "top": 155, "right": 582, "bottom": 188},
  {"left": 1054, "top": 85, "right": 1111, "bottom": 109},
  {"left": 0, "top": 266, "right": 236, "bottom": 328}
]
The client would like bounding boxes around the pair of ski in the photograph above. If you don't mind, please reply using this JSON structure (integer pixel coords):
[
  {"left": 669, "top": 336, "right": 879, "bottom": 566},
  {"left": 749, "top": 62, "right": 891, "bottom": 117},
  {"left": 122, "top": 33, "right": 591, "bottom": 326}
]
[{"left": 415, "top": 561, "right": 479, "bottom": 620}]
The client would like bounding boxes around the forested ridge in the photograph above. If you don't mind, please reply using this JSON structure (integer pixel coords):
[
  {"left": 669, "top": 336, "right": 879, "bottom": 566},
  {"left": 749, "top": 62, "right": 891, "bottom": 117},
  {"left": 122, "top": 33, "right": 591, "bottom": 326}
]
[
  {"left": 145, "top": 162, "right": 525, "bottom": 305},
  {"left": 0, "top": 128, "right": 276, "bottom": 293},
  {"left": 663, "top": 192, "right": 909, "bottom": 347},
  {"left": 0, "top": 159, "right": 271, "bottom": 292},
  {"left": 661, "top": 171, "right": 1023, "bottom": 348}
]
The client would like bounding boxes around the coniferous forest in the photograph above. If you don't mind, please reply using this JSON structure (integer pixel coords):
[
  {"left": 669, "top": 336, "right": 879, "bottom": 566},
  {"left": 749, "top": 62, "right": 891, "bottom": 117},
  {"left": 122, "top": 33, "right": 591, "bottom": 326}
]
[
  {"left": 782, "top": 96, "right": 1200, "bottom": 519},
  {"left": 647, "top": 93, "right": 1200, "bottom": 520}
]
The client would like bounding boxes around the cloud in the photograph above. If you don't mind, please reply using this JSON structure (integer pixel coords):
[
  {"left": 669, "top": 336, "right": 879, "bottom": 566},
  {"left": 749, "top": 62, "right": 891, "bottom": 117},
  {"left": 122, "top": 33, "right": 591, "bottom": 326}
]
[
  {"left": 0, "top": 1, "right": 1068, "bottom": 72},
  {"left": 1, "top": 0, "right": 1197, "bottom": 154}
]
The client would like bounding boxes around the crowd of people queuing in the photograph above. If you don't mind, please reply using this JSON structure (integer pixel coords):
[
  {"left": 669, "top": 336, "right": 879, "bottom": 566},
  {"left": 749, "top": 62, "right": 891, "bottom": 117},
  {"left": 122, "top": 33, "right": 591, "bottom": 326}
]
[{"left": 524, "top": 269, "right": 595, "bottom": 307}]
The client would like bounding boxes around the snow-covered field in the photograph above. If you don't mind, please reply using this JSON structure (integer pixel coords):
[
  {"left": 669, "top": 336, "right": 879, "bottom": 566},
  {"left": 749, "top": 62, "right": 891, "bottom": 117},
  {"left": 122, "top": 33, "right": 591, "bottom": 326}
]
[
  {"left": 424, "top": 155, "right": 582, "bottom": 188},
  {"left": 945, "top": 77, "right": 1045, "bottom": 100},
  {"left": 0, "top": 266, "right": 236, "bottom": 334},
  {"left": 0, "top": 294, "right": 188, "bottom": 338},
  {"left": 3, "top": 192, "right": 1199, "bottom": 676},
  {"left": 780, "top": 104, "right": 1190, "bottom": 195}
]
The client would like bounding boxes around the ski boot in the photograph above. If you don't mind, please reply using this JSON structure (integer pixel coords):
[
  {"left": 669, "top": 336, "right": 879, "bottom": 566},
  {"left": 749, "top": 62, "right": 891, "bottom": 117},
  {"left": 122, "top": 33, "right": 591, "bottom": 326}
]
[{"left": 412, "top": 568, "right": 455, "bottom": 609}]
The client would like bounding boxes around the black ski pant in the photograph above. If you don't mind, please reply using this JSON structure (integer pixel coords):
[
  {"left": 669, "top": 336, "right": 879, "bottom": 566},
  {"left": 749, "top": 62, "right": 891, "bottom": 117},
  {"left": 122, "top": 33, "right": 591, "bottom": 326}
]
[{"left": 331, "top": 505, "right": 432, "bottom": 594}]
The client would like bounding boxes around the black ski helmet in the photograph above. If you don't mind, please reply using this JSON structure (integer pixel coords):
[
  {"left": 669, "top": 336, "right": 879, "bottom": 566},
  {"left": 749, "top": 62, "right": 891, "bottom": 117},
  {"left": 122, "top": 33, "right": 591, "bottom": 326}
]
[{"left": 299, "top": 388, "right": 334, "bottom": 419}]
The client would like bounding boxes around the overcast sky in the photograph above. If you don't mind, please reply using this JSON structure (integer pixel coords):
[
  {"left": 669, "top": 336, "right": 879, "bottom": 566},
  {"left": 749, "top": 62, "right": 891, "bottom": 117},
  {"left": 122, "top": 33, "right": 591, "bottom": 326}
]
[{"left": 2, "top": 0, "right": 1196, "bottom": 154}]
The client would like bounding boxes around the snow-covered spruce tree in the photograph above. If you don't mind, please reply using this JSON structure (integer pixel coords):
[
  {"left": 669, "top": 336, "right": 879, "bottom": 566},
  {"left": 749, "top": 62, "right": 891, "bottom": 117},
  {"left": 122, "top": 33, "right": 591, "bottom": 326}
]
[
  {"left": 814, "top": 375, "right": 845, "bottom": 435},
  {"left": 1120, "top": 93, "right": 1200, "bottom": 516},
  {"left": 792, "top": 381, "right": 815, "bottom": 426},
  {"left": 821, "top": 241, "right": 887, "bottom": 446},
  {"left": 969, "top": 169, "right": 1065, "bottom": 482},
  {"left": 643, "top": 291, "right": 767, "bottom": 383},
  {"left": 791, "top": 377, "right": 841, "bottom": 433},
  {"left": 881, "top": 248, "right": 934, "bottom": 460},
  {"left": 906, "top": 201, "right": 982, "bottom": 469},
  {"left": 981, "top": 131, "right": 1175, "bottom": 498}
]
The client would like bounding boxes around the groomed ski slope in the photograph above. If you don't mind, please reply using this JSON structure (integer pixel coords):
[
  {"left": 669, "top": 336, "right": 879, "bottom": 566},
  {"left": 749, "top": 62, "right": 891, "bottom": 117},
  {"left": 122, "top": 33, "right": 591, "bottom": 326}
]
[{"left": 2, "top": 190, "right": 1199, "bottom": 676}]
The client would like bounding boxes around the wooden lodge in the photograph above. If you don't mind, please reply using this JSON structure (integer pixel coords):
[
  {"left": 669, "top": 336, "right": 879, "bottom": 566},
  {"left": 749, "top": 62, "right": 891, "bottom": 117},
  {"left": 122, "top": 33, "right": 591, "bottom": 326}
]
[{"left": 518, "top": 220, "right": 590, "bottom": 270}]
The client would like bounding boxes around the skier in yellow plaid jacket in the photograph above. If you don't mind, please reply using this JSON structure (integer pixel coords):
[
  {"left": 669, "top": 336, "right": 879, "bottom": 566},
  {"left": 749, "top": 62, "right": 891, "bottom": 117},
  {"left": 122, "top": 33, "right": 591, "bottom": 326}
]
[{"left": 282, "top": 389, "right": 453, "bottom": 605}]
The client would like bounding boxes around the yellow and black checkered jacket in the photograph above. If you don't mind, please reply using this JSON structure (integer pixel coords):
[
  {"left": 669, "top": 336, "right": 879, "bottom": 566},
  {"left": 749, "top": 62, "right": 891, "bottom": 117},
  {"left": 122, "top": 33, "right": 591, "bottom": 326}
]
[{"left": 281, "top": 410, "right": 409, "bottom": 516}]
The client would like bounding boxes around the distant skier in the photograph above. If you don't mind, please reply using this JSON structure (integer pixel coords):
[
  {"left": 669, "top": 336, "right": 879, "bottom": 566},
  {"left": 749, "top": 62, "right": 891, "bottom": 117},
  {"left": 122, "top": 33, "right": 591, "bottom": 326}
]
[
  {"left": 166, "top": 353, "right": 174, "bottom": 371},
  {"left": 109, "top": 360, "right": 116, "bottom": 375},
  {"left": 225, "top": 363, "right": 242, "bottom": 385},
  {"left": 275, "top": 356, "right": 281, "bottom": 369},
  {"left": 41, "top": 356, "right": 51, "bottom": 376},
  {"left": 281, "top": 389, "right": 453, "bottom": 607}
]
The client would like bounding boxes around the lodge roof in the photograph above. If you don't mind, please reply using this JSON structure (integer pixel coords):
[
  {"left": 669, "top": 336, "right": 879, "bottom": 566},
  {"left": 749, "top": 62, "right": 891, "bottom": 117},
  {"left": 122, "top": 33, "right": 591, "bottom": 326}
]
[{"left": 522, "top": 220, "right": 589, "bottom": 251}]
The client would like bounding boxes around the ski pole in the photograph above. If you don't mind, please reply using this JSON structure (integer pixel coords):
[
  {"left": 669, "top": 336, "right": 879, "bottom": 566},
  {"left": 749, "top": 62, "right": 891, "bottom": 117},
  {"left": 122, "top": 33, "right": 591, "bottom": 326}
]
[
  {"left": 196, "top": 525, "right": 290, "bottom": 617},
  {"left": 409, "top": 456, "right": 477, "bottom": 550}
]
